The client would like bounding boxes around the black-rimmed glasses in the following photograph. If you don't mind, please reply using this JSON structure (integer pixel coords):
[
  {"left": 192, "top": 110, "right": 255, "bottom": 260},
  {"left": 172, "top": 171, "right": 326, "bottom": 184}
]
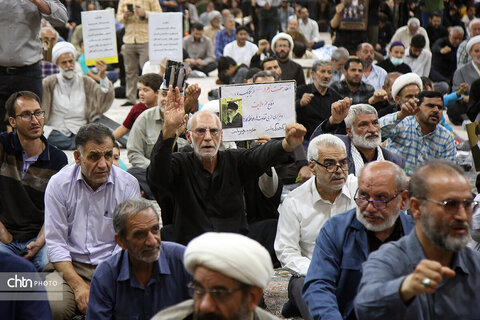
[
  {"left": 355, "top": 190, "right": 403, "bottom": 209},
  {"left": 311, "top": 159, "right": 348, "bottom": 173},
  {"left": 15, "top": 111, "right": 45, "bottom": 122}
]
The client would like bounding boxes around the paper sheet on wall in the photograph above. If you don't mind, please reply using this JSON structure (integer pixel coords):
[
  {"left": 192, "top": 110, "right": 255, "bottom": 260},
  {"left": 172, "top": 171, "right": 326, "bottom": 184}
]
[
  {"left": 219, "top": 81, "right": 296, "bottom": 141},
  {"left": 81, "top": 9, "right": 118, "bottom": 66},
  {"left": 148, "top": 13, "right": 183, "bottom": 64}
]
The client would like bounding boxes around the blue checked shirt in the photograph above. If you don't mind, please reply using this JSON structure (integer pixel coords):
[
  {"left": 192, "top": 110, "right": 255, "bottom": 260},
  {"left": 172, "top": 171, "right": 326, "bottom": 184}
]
[{"left": 379, "top": 112, "right": 456, "bottom": 169}]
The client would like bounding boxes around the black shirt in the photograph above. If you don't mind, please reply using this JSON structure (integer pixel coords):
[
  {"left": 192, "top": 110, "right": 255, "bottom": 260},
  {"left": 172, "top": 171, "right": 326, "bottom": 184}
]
[
  {"left": 329, "top": 80, "right": 375, "bottom": 105},
  {"left": 296, "top": 84, "right": 342, "bottom": 140},
  {"left": 376, "top": 59, "right": 412, "bottom": 74},
  {"left": 432, "top": 37, "right": 459, "bottom": 80},
  {"left": 147, "top": 134, "right": 289, "bottom": 245},
  {"left": 366, "top": 218, "right": 405, "bottom": 253},
  {"left": 279, "top": 59, "right": 306, "bottom": 86}
]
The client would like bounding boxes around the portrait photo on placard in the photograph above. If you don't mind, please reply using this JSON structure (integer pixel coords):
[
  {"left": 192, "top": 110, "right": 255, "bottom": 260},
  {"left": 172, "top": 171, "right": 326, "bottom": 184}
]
[{"left": 220, "top": 97, "right": 243, "bottom": 129}]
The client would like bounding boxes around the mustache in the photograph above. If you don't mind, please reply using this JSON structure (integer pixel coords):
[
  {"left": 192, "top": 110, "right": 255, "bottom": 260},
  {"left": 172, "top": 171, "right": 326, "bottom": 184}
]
[
  {"left": 141, "top": 244, "right": 160, "bottom": 253},
  {"left": 360, "top": 210, "right": 385, "bottom": 220},
  {"left": 449, "top": 221, "right": 470, "bottom": 230},
  {"left": 195, "top": 313, "right": 227, "bottom": 320},
  {"left": 364, "top": 132, "right": 379, "bottom": 138}
]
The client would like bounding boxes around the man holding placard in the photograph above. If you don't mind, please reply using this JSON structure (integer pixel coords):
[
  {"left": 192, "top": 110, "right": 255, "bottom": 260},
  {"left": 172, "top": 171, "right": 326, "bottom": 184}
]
[
  {"left": 117, "top": 0, "right": 162, "bottom": 106},
  {"left": 147, "top": 86, "right": 307, "bottom": 246},
  {"left": 42, "top": 42, "right": 115, "bottom": 150}
]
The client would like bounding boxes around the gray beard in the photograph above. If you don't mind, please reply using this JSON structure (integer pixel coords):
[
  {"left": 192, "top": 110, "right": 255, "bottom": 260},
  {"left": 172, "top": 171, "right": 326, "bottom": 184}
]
[
  {"left": 420, "top": 207, "right": 471, "bottom": 252},
  {"left": 351, "top": 130, "right": 381, "bottom": 149},
  {"left": 356, "top": 204, "right": 400, "bottom": 232}
]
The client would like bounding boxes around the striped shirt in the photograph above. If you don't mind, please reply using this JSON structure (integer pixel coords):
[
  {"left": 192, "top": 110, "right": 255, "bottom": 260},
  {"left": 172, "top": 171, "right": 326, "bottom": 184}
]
[{"left": 379, "top": 112, "right": 456, "bottom": 169}]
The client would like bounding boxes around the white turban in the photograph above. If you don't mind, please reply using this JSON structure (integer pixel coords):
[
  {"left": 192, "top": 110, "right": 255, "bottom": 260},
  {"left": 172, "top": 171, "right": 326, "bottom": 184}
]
[
  {"left": 271, "top": 32, "right": 294, "bottom": 51},
  {"left": 208, "top": 10, "right": 221, "bottom": 22},
  {"left": 184, "top": 232, "right": 273, "bottom": 289},
  {"left": 52, "top": 41, "right": 76, "bottom": 65},
  {"left": 467, "top": 35, "right": 480, "bottom": 54},
  {"left": 391, "top": 72, "right": 423, "bottom": 100}
]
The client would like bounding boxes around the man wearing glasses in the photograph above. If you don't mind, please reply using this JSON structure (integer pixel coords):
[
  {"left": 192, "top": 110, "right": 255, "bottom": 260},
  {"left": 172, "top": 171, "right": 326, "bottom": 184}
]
[
  {"left": 303, "top": 160, "right": 414, "bottom": 320},
  {"left": 355, "top": 160, "right": 480, "bottom": 319},
  {"left": 0, "top": 91, "right": 67, "bottom": 271},
  {"left": 274, "top": 133, "right": 357, "bottom": 319},
  {"left": 153, "top": 232, "right": 280, "bottom": 320},
  {"left": 147, "top": 86, "right": 306, "bottom": 246}
]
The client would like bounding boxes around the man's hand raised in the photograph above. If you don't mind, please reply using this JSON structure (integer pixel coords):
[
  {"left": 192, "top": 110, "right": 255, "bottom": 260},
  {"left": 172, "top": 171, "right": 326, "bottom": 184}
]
[
  {"left": 397, "top": 97, "right": 420, "bottom": 121},
  {"left": 162, "top": 86, "right": 185, "bottom": 139},
  {"left": 282, "top": 123, "right": 307, "bottom": 152},
  {"left": 329, "top": 97, "right": 353, "bottom": 124}
]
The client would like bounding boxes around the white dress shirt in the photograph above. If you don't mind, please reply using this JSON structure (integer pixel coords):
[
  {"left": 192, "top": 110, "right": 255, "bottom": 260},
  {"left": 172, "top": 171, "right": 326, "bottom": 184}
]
[
  {"left": 274, "top": 174, "right": 358, "bottom": 276},
  {"left": 298, "top": 18, "right": 321, "bottom": 43}
]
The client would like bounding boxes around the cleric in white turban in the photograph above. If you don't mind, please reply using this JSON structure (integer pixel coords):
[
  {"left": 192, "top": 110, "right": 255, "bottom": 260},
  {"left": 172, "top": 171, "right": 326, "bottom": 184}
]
[
  {"left": 184, "top": 232, "right": 274, "bottom": 289},
  {"left": 51, "top": 41, "right": 76, "bottom": 65},
  {"left": 391, "top": 72, "right": 423, "bottom": 100},
  {"left": 152, "top": 232, "right": 279, "bottom": 320}
]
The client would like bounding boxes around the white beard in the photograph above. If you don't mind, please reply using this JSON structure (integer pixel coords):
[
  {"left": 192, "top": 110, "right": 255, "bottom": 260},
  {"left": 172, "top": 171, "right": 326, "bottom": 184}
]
[
  {"left": 351, "top": 130, "right": 381, "bottom": 149},
  {"left": 60, "top": 68, "right": 75, "bottom": 79}
]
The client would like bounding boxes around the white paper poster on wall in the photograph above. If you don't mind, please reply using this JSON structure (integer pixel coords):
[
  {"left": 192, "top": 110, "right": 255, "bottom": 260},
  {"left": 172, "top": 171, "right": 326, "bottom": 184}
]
[
  {"left": 148, "top": 12, "right": 183, "bottom": 64},
  {"left": 219, "top": 81, "right": 296, "bottom": 141},
  {"left": 81, "top": 9, "right": 118, "bottom": 66}
]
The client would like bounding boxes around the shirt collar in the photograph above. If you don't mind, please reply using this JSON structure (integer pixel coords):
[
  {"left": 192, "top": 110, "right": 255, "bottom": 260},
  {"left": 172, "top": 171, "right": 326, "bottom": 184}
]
[
  {"left": 117, "top": 244, "right": 172, "bottom": 283},
  {"left": 406, "top": 231, "right": 469, "bottom": 275},
  {"left": 13, "top": 132, "right": 51, "bottom": 162}
]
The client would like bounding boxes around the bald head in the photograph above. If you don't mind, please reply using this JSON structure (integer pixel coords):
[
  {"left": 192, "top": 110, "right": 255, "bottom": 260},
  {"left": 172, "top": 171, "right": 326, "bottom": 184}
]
[{"left": 360, "top": 160, "right": 407, "bottom": 193}]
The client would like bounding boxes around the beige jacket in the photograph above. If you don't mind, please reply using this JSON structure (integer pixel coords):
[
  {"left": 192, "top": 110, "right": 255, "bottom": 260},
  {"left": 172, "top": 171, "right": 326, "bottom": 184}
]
[{"left": 42, "top": 75, "right": 114, "bottom": 125}]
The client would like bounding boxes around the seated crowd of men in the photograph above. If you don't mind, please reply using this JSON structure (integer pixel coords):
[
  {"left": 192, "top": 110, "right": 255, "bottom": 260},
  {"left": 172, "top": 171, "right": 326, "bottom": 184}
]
[{"left": 3, "top": 0, "right": 480, "bottom": 319}]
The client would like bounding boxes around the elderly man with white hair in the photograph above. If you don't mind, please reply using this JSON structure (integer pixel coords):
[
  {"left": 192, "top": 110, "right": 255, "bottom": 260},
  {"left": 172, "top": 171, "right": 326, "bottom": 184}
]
[
  {"left": 152, "top": 232, "right": 280, "bottom": 320},
  {"left": 389, "top": 18, "right": 430, "bottom": 51},
  {"left": 42, "top": 42, "right": 114, "bottom": 150},
  {"left": 431, "top": 26, "right": 465, "bottom": 83},
  {"left": 447, "top": 35, "right": 480, "bottom": 124},
  {"left": 274, "top": 133, "right": 357, "bottom": 319},
  {"left": 310, "top": 102, "right": 406, "bottom": 175},
  {"left": 147, "top": 86, "right": 306, "bottom": 247},
  {"left": 457, "top": 18, "right": 480, "bottom": 67}
]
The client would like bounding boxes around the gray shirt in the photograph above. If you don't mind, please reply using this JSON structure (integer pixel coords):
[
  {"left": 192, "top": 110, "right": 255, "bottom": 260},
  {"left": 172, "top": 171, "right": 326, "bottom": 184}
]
[
  {"left": 354, "top": 230, "right": 480, "bottom": 320},
  {"left": 182, "top": 35, "right": 216, "bottom": 65},
  {"left": 127, "top": 106, "right": 187, "bottom": 169},
  {"left": 0, "top": 0, "right": 67, "bottom": 66}
]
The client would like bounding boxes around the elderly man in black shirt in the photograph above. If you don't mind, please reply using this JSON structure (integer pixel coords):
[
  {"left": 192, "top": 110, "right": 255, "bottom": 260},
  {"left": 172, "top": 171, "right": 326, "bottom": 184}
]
[
  {"left": 296, "top": 60, "right": 341, "bottom": 142},
  {"left": 147, "top": 86, "right": 306, "bottom": 245}
]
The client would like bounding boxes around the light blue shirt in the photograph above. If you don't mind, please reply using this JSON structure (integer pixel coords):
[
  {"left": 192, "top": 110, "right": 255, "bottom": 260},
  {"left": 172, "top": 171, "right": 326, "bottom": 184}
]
[
  {"left": 44, "top": 164, "right": 140, "bottom": 265},
  {"left": 379, "top": 112, "right": 456, "bottom": 168},
  {"left": 355, "top": 231, "right": 480, "bottom": 320}
]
